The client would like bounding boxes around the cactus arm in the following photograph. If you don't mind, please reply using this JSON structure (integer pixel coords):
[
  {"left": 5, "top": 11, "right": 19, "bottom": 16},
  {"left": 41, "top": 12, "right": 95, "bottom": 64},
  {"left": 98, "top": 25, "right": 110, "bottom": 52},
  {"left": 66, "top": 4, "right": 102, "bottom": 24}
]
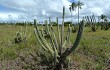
[
  {"left": 34, "top": 29, "right": 48, "bottom": 51},
  {"left": 66, "top": 24, "right": 71, "bottom": 45},
  {"left": 61, "top": 20, "right": 84, "bottom": 60},
  {"left": 45, "top": 20, "right": 50, "bottom": 35},
  {"left": 56, "top": 17, "right": 61, "bottom": 51},
  {"left": 62, "top": 24, "right": 71, "bottom": 48},
  {"left": 56, "top": 17, "right": 61, "bottom": 43},
  {"left": 41, "top": 28, "right": 44, "bottom": 37},
  {"left": 45, "top": 23, "right": 59, "bottom": 63},
  {"left": 60, "top": 6, "right": 65, "bottom": 55},
  {"left": 93, "top": 14, "right": 96, "bottom": 23},
  {"left": 34, "top": 20, "right": 54, "bottom": 56},
  {"left": 50, "top": 27, "right": 59, "bottom": 49},
  {"left": 45, "top": 21, "right": 58, "bottom": 50},
  {"left": 49, "top": 26, "right": 59, "bottom": 59},
  {"left": 25, "top": 33, "right": 31, "bottom": 41}
]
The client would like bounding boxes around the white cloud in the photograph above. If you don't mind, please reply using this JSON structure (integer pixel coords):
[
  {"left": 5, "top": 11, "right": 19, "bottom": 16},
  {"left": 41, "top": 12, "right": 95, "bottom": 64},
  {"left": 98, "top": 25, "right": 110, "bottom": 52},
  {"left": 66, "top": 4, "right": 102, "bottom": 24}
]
[
  {"left": 0, "top": 13, "right": 19, "bottom": 21},
  {"left": 0, "top": 0, "right": 110, "bottom": 22}
]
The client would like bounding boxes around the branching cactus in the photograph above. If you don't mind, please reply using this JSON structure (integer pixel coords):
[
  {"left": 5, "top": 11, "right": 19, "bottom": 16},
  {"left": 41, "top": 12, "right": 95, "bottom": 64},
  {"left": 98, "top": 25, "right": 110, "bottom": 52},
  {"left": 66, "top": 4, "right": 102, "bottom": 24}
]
[
  {"left": 104, "top": 23, "right": 109, "bottom": 30},
  {"left": 101, "top": 22, "right": 110, "bottom": 30},
  {"left": 34, "top": 6, "right": 84, "bottom": 70},
  {"left": 14, "top": 24, "right": 31, "bottom": 44},
  {"left": 84, "top": 14, "right": 98, "bottom": 32}
]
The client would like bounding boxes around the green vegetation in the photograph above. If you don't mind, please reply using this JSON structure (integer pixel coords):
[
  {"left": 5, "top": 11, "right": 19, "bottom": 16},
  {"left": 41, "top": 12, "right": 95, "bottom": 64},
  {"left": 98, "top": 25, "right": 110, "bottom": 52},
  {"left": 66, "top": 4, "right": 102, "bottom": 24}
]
[
  {"left": 0, "top": 21, "right": 110, "bottom": 70},
  {"left": 0, "top": 20, "right": 110, "bottom": 70},
  {"left": 0, "top": 1, "right": 110, "bottom": 70}
]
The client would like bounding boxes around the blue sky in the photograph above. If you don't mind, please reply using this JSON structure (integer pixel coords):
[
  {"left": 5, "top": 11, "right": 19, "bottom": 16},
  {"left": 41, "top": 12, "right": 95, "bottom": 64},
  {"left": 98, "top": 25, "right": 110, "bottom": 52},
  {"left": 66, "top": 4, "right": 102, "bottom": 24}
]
[
  {"left": 0, "top": 0, "right": 110, "bottom": 22},
  {"left": 0, "top": 4, "right": 23, "bottom": 13},
  {"left": 0, "top": 5, "right": 9, "bottom": 12},
  {"left": 69, "top": 0, "right": 77, "bottom": 3}
]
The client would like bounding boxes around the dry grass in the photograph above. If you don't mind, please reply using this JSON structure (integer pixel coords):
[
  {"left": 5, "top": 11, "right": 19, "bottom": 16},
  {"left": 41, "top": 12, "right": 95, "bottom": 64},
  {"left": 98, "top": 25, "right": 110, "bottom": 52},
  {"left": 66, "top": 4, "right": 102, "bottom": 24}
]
[{"left": 0, "top": 25, "right": 110, "bottom": 70}]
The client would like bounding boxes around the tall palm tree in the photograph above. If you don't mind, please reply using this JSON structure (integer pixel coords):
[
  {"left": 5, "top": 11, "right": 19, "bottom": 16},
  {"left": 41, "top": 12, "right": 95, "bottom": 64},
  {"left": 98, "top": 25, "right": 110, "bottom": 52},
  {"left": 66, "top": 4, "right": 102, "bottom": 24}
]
[
  {"left": 69, "top": 2, "right": 77, "bottom": 24},
  {"left": 77, "top": 0, "right": 84, "bottom": 24},
  {"left": 69, "top": 2, "right": 77, "bottom": 33},
  {"left": 100, "top": 14, "right": 107, "bottom": 22},
  {"left": 100, "top": 14, "right": 107, "bottom": 30},
  {"left": 69, "top": 6, "right": 72, "bottom": 24}
]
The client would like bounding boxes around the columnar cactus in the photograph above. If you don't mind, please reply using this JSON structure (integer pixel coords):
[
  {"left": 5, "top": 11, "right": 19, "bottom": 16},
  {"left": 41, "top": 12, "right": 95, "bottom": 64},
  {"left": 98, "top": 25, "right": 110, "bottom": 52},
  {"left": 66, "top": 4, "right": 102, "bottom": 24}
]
[
  {"left": 84, "top": 14, "right": 98, "bottom": 32},
  {"left": 104, "top": 23, "right": 109, "bottom": 30},
  {"left": 101, "top": 21, "right": 110, "bottom": 30},
  {"left": 14, "top": 24, "right": 31, "bottom": 44},
  {"left": 34, "top": 6, "right": 84, "bottom": 70},
  {"left": 60, "top": 6, "right": 65, "bottom": 56}
]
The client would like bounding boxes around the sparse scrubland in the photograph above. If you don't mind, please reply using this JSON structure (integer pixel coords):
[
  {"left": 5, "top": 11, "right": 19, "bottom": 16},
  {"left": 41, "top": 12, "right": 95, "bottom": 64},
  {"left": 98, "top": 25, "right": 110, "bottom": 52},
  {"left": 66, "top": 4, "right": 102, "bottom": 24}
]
[
  {"left": 0, "top": 1, "right": 110, "bottom": 70},
  {"left": 0, "top": 20, "right": 110, "bottom": 70}
]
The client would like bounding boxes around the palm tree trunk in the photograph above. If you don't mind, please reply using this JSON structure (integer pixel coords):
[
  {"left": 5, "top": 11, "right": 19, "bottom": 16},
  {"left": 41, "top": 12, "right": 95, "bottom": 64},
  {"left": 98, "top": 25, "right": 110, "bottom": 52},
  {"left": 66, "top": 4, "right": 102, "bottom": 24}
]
[
  {"left": 78, "top": 6, "right": 79, "bottom": 24},
  {"left": 71, "top": 11, "right": 72, "bottom": 24}
]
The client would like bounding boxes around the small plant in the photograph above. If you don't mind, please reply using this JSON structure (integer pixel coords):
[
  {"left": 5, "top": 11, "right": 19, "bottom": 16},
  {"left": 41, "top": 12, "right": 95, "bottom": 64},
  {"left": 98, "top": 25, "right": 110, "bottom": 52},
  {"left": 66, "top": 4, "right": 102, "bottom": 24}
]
[
  {"left": 71, "top": 24, "right": 78, "bottom": 33},
  {"left": 14, "top": 25, "right": 31, "bottom": 44},
  {"left": 14, "top": 32, "right": 22, "bottom": 44}
]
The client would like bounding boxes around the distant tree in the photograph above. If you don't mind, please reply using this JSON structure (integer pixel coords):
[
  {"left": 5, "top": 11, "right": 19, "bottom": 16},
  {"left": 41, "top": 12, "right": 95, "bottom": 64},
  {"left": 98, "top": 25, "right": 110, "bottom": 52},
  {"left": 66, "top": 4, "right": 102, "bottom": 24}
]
[
  {"left": 100, "top": 14, "right": 107, "bottom": 22},
  {"left": 51, "top": 22, "right": 57, "bottom": 26},
  {"left": 27, "top": 22, "right": 33, "bottom": 26},
  {"left": 15, "top": 22, "right": 25, "bottom": 26},
  {"left": 100, "top": 14, "right": 110, "bottom": 30},
  {"left": 69, "top": 2, "right": 77, "bottom": 24},
  {"left": 69, "top": 0, "right": 84, "bottom": 24},
  {"left": 77, "top": 0, "right": 84, "bottom": 24},
  {"left": 64, "top": 21, "right": 72, "bottom": 26}
]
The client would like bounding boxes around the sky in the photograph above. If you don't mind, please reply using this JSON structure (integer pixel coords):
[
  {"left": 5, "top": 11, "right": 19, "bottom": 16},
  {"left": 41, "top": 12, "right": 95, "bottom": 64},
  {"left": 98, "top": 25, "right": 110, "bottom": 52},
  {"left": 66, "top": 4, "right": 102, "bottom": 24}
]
[{"left": 0, "top": 0, "right": 110, "bottom": 23}]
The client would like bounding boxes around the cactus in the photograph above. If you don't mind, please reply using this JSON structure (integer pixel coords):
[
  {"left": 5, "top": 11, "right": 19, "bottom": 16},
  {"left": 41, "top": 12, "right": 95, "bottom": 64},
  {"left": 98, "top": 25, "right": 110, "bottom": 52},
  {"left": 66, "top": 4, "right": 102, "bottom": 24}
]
[
  {"left": 66, "top": 24, "right": 71, "bottom": 45},
  {"left": 104, "top": 23, "right": 109, "bottom": 30},
  {"left": 14, "top": 32, "right": 22, "bottom": 44},
  {"left": 100, "top": 22, "right": 109, "bottom": 31},
  {"left": 84, "top": 14, "right": 98, "bottom": 32},
  {"left": 34, "top": 6, "right": 84, "bottom": 70},
  {"left": 56, "top": 17, "right": 61, "bottom": 46},
  {"left": 101, "top": 21, "right": 109, "bottom": 30},
  {"left": 14, "top": 24, "right": 31, "bottom": 44}
]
